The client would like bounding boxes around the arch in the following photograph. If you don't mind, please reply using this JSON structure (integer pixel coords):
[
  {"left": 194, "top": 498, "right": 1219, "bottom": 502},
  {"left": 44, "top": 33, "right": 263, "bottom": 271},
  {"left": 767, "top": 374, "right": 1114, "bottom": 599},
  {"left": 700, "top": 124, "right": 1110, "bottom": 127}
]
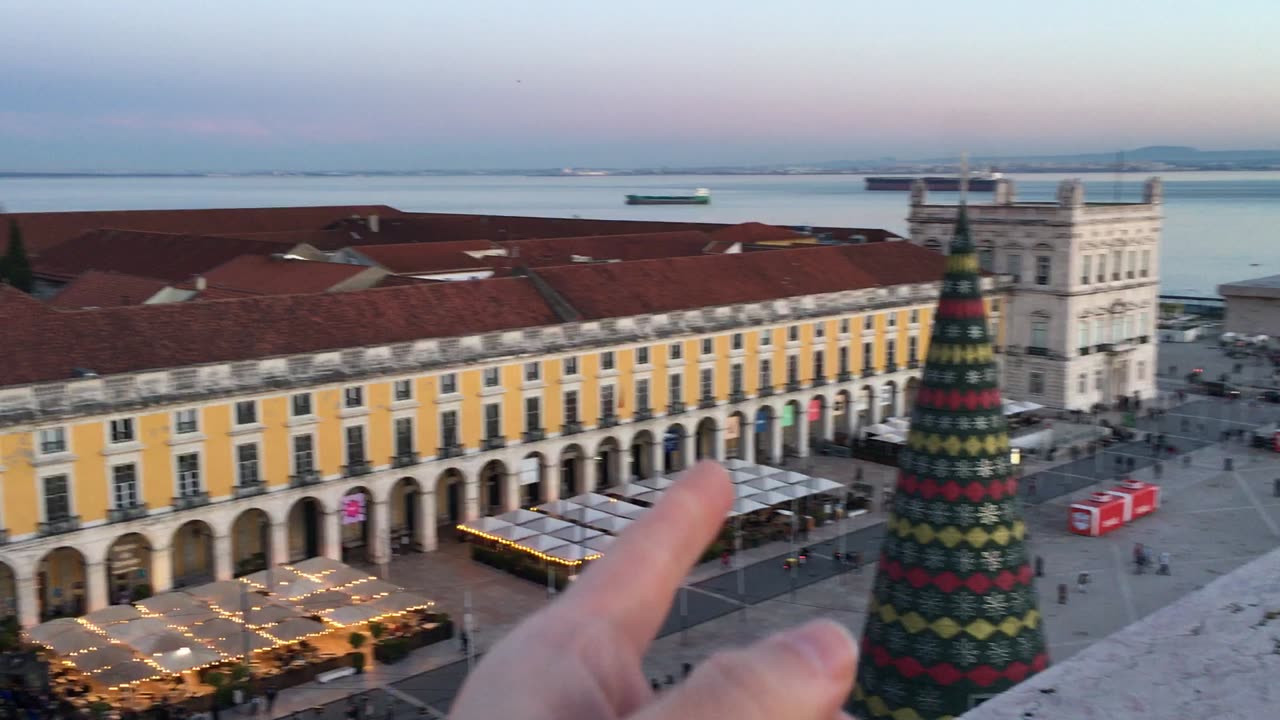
[
  {"left": 662, "top": 424, "right": 687, "bottom": 474},
  {"left": 0, "top": 561, "right": 15, "bottom": 622},
  {"left": 171, "top": 520, "right": 214, "bottom": 589},
  {"left": 859, "top": 384, "right": 876, "bottom": 433},
  {"left": 834, "top": 390, "right": 853, "bottom": 443},
  {"left": 338, "top": 485, "right": 374, "bottom": 564},
  {"left": 782, "top": 399, "right": 802, "bottom": 456},
  {"left": 38, "top": 547, "right": 86, "bottom": 620},
  {"left": 518, "top": 452, "right": 546, "bottom": 507},
  {"left": 695, "top": 417, "right": 718, "bottom": 461},
  {"left": 904, "top": 377, "right": 921, "bottom": 416},
  {"left": 594, "top": 437, "right": 623, "bottom": 490},
  {"left": 287, "top": 496, "right": 326, "bottom": 562},
  {"left": 230, "top": 508, "right": 272, "bottom": 578},
  {"left": 807, "top": 395, "right": 827, "bottom": 445},
  {"left": 435, "top": 468, "right": 466, "bottom": 529},
  {"left": 753, "top": 405, "right": 776, "bottom": 464},
  {"left": 105, "top": 532, "right": 153, "bottom": 605},
  {"left": 480, "top": 459, "right": 509, "bottom": 516},
  {"left": 390, "top": 477, "right": 423, "bottom": 554},
  {"left": 559, "top": 444, "right": 585, "bottom": 498},
  {"left": 881, "top": 380, "right": 899, "bottom": 419},
  {"left": 726, "top": 411, "right": 747, "bottom": 460},
  {"left": 628, "top": 430, "right": 656, "bottom": 480}
]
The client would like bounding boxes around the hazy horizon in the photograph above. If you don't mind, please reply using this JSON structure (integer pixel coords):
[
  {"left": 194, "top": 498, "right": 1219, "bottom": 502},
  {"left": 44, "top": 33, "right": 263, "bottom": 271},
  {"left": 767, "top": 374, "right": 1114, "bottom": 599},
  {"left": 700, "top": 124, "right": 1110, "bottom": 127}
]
[{"left": 3, "top": 0, "right": 1278, "bottom": 172}]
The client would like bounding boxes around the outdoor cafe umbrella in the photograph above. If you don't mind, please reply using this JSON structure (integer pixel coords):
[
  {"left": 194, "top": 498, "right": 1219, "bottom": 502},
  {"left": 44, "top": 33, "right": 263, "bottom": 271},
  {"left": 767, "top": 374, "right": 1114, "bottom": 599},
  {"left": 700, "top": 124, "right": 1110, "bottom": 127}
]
[
  {"left": 294, "top": 590, "right": 352, "bottom": 615},
  {"left": 583, "top": 534, "right": 617, "bottom": 553},
  {"left": 44, "top": 627, "right": 103, "bottom": 655},
  {"left": 83, "top": 605, "right": 141, "bottom": 627},
  {"left": 243, "top": 566, "right": 306, "bottom": 590},
  {"left": 744, "top": 475, "right": 786, "bottom": 492},
  {"left": 589, "top": 515, "right": 633, "bottom": 534},
  {"left": 597, "top": 500, "right": 646, "bottom": 518},
  {"left": 546, "top": 544, "right": 600, "bottom": 563},
  {"left": 612, "top": 483, "right": 651, "bottom": 499},
  {"left": 532, "top": 499, "right": 583, "bottom": 516},
  {"left": 513, "top": 535, "right": 570, "bottom": 555},
  {"left": 731, "top": 470, "right": 764, "bottom": 484},
  {"left": 73, "top": 645, "right": 136, "bottom": 674},
  {"left": 490, "top": 525, "right": 539, "bottom": 543},
  {"left": 723, "top": 458, "right": 753, "bottom": 470},
  {"left": 104, "top": 617, "right": 170, "bottom": 644},
  {"left": 729, "top": 497, "right": 769, "bottom": 516},
  {"left": 460, "top": 516, "right": 514, "bottom": 534},
  {"left": 366, "top": 591, "right": 434, "bottom": 615},
  {"left": 496, "top": 508, "right": 543, "bottom": 526},
  {"left": 25, "top": 618, "right": 83, "bottom": 645},
  {"left": 733, "top": 484, "right": 761, "bottom": 499},
  {"left": 340, "top": 579, "right": 401, "bottom": 600},
  {"left": 262, "top": 617, "right": 327, "bottom": 644},
  {"left": 317, "top": 566, "right": 375, "bottom": 588},
  {"left": 131, "top": 631, "right": 199, "bottom": 657},
  {"left": 187, "top": 581, "right": 253, "bottom": 611},
  {"left": 273, "top": 577, "right": 326, "bottom": 600},
  {"left": 746, "top": 490, "right": 790, "bottom": 507},
  {"left": 632, "top": 490, "right": 665, "bottom": 505},
  {"left": 803, "top": 477, "right": 845, "bottom": 494},
  {"left": 550, "top": 525, "right": 603, "bottom": 543},
  {"left": 152, "top": 644, "right": 222, "bottom": 674},
  {"left": 136, "top": 592, "right": 204, "bottom": 617},
  {"left": 242, "top": 603, "right": 298, "bottom": 628},
  {"left": 188, "top": 617, "right": 246, "bottom": 642},
  {"left": 521, "top": 516, "right": 574, "bottom": 534},
  {"left": 774, "top": 484, "right": 812, "bottom": 500},
  {"left": 636, "top": 476, "right": 675, "bottom": 490},
  {"left": 563, "top": 507, "right": 612, "bottom": 525},
  {"left": 289, "top": 556, "right": 348, "bottom": 576},
  {"left": 568, "top": 492, "right": 614, "bottom": 508},
  {"left": 93, "top": 659, "right": 161, "bottom": 688}
]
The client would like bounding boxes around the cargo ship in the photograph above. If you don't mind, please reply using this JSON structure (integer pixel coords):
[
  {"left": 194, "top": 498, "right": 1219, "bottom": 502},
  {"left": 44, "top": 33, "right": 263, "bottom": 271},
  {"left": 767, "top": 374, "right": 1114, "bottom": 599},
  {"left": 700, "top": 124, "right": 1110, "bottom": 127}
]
[
  {"left": 865, "top": 171, "right": 1002, "bottom": 192},
  {"left": 625, "top": 188, "right": 711, "bottom": 205}
]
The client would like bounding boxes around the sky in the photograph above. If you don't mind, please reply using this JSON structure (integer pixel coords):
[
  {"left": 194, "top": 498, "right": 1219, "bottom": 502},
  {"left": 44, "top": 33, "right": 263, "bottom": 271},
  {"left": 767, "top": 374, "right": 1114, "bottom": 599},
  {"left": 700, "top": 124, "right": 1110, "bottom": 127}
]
[{"left": 2, "top": 0, "right": 1278, "bottom": 171}]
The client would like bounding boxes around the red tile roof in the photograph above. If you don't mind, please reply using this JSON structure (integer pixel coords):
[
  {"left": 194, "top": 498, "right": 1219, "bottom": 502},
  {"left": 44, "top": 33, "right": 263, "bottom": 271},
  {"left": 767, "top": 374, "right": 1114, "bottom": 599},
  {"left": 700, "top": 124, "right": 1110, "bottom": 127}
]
[
  {"left": 7, "top": 205, "right": 403, "bottom": 256},
  {"left": 209, "top": 229, "right": 355, "bottom": 251},
  {"left": 2, "top": 279, "right": 558, "bottom": 385},
  {"left": 200, "top": 255, "right": 375, "bottom": 295},
  {"left": 33, "top": 229, "right": 306, "bottom": 283},
  {"left": 534, "top": 241, "right": 944, "bottom": 320},
  {"left": 47, "top": 271, "right": 170, "bottom": 309},
  {"left": 352, "top": 240, "right": 498, "bottom": 275},
  {"left": 710, "top": 222, "right": 809, "bottom": 244},
  {"left": 499, "top": 231, "right": 717, "bottom": 267}
]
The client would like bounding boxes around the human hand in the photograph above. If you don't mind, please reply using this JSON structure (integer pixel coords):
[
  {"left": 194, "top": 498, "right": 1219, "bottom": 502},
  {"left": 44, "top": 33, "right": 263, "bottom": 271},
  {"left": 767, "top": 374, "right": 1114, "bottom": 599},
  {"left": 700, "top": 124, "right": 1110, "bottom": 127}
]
[{"left": 449, "top": 461, "right": 859, "bottom": 720}]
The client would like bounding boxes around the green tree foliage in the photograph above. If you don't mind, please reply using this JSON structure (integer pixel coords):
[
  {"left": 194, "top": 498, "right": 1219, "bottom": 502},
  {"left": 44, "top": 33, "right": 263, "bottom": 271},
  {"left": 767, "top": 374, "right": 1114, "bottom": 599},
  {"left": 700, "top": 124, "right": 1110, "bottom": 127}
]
[{"left": 0, "top": 220, "right": 33, "bottom": 293}]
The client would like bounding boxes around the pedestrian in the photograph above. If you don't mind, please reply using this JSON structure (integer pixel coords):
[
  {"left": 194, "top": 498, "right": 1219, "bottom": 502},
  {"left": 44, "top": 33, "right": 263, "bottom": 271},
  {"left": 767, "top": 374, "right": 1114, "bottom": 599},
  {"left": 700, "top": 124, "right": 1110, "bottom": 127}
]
[
  {"left": 720, "top": 550, "right": 731, "bottom": 568},
  {"left": 346, "top": 701, "right": 358, "bottom": 720},
  {"left": 266, "top": 687, "right": 277, "bottom": 716},
  {"left": 665, "top": 674, "right": 675, "bottom": 687},
  {"left": 1076, "top": 571, "right": 1089, "bottom": 594},
  {"left": 1144, "top": 546, "right": 1155, "bottom": 571},
  {"left": 459, "top": 630, "right": 470, "bottom": 655},
  {"left": 852, "top": 551, "right": 863, "bottom": 574},
  {"left": 364, "top": 694, "right": 376, "bottom": 720},
  {"left": 1159, "top": 552, "right": 1171, "bottom": 575},
  {"left": 1034, "top": 555, "right": 1044, "bottom": 578},
  {"left": 682, "top": 662, "right": 693, "bottom": 679},
  {"left": 1057, "top": 583, "right": 1068, "bottom": 605},
  {"left": 650, "top": 678, "right": 661, "bottom": 692},
  {"left": 1133, "top": 543, "right": 1144, "bottom": 572}
]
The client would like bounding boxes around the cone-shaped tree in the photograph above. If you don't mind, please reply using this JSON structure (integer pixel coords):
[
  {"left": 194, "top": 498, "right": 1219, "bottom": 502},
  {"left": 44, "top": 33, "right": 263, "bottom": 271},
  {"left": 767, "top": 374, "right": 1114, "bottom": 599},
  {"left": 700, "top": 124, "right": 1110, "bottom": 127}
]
[
  {"left": 848, "top": 204, "right": 1047, "bottom": 719},
  {"left": 0, "top": 220, "right": 33, "bottom": 293}
]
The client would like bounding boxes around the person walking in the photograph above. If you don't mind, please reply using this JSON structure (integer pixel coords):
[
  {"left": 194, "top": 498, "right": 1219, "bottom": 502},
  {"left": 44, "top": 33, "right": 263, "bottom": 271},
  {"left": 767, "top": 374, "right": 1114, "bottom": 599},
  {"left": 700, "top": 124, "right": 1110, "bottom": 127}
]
[
  {"left": 364, "top": 694, "right": 377, "bottom": 720},
  {"left": 1158, "top": 552, "right": 1171, "bottom": 575},
  {"left": 1133, "top": 543, "right": 1145, "bottom": 574},
  {"left": 1076, "top": 571, "right": 1089, "bottom": 594},
  {"left": 265, "top": 687, "right": 277, "bottom": 717}
]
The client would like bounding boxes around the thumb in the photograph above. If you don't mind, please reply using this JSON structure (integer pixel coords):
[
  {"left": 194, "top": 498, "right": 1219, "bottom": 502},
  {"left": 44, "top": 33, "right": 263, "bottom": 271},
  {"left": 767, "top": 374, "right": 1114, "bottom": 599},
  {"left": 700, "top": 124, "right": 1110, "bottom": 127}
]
[{"left": 630, "top": 619, "right": 858, "bottom": 720}]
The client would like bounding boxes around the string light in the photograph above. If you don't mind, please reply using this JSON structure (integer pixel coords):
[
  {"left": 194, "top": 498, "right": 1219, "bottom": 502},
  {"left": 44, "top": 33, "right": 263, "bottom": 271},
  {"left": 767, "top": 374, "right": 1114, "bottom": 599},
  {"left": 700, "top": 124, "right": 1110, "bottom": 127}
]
[{"left": 455, "top": 525, "right": 603, "bottom": 566}]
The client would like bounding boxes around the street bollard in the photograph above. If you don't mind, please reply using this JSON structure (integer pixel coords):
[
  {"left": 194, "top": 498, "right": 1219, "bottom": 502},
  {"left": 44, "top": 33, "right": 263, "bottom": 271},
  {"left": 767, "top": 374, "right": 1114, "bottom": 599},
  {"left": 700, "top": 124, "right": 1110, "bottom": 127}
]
[
  {"left": 1224, "top": 457, "right": 1234, "bottom": 471},
  {"left": 1057, "top": 584, "right": 1068, "bottom": 605},
  {"left": 1035, "top": 555, "right": 1044, "bottom": 577}
]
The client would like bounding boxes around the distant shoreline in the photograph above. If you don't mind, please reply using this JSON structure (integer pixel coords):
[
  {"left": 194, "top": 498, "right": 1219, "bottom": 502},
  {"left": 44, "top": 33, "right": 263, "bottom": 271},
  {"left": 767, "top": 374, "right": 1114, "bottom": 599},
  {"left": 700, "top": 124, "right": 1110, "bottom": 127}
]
[{"left": 3, "top": 168, "right": 1280, "bottom": 180}]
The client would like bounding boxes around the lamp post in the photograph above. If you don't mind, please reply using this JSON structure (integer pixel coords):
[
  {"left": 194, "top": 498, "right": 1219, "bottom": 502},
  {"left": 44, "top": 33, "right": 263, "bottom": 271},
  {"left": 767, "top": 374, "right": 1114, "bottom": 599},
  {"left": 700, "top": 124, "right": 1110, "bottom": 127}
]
[{"left": 1010, "top": 448, "right": 1023, "bottom": 497}]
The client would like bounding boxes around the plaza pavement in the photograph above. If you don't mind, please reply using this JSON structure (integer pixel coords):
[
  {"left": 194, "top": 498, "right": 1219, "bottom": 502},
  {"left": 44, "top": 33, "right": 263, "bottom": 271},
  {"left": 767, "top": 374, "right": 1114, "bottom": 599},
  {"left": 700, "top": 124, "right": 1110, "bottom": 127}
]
[{"left": 265, "top": 391, "right": 1280, "bottom": 719}]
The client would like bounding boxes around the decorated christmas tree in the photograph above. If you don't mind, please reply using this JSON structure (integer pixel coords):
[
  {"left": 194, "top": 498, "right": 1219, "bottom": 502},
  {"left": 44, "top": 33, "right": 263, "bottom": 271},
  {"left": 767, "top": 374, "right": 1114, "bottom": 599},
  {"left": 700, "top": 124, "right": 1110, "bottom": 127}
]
[{"left": 849, "top": 203, "right": 1048, "bottom": 719}]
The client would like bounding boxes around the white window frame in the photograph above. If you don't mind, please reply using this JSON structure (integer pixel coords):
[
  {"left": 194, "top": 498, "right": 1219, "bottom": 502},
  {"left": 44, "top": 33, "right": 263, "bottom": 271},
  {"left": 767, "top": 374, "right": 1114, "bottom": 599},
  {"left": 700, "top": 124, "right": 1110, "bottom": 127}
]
[{"left": 175, "top": 452, "right": 202, "bottom": 497}]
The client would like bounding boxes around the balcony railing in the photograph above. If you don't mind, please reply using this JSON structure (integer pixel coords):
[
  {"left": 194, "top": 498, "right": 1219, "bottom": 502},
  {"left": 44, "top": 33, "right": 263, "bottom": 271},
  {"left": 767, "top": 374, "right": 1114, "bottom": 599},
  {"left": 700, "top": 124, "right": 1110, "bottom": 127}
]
[
  {"left": 758, "top": 385, "right": 774, "bottom": 397},
  {"left": 698, "top": 396, "right": 716, "bottom": 409},
  {"left": 861, "top": 369, "right": 876, "bottom": 379},
  {"left": 1079, "top": 346, "right": 1092, "bottom": 356},
  {"left": 667, "top": 401, "right": 686, "bottom": 415},
  {"left": 107, "top": 504, "right": 148, "bottom": 523},
  {"left": 561, "top": 421, "right": 583, "bottom": 435},
  {"left": 633, "top": 408, "right": 652, "bottom": 421},
  {"left": 811, "top": 377, "right": 828, "bottom": 387},
  {"left": 289, "top": 471, "right": 321, "bottom": 488},
  {"left": 786, "top": 380, "right": 802, "bottom": 392},
  {"left": 437, "top": 444, "right": 464, "bottom": 459},
  {"left": 172, "top": 492, "right": 210, "bottom": 510},
  {"left": 482, "top": 436, "right": 507, "bottom": 450},
  {"left": 837, "top": 371, "right": 852, "bottom": 383},
  {"left": 1137, "top": 335, "right": 1150, "bottom": 344},
  {"left": 599, "top": 414, "right": 619, "bottom": 428},
  {"left": 885, "top": 363, "right": 899, "bottom": 372},
  {"left": 234, "top": 482, "right": 266, "bottom": 499},
  {"left": 1025, "top": 346, "right": 1051, "bottom": 357},
  {"left": 39, "top": 516, "right": 81, "bottom": 537},
  {"left": 522, "top": 429, "right": 545, "bottom": 443},
  {"left": 730, "top": 390, "right": 746, "bottom": 403},
  {"left": 907, "top": 360, "right": 920, "bottom": 370},
  {"left": 392, "top": 452, "right": 420, "bottom": 468},
  {"left": 343, "top": 460, "right": 372, "bottom": 477}
]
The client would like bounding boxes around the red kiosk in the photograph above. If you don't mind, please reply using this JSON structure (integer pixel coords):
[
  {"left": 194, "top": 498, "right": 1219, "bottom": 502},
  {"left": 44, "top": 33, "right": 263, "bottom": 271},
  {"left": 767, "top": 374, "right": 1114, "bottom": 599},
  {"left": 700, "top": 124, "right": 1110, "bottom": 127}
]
[
  {"left": 1107, "top": 479, "right": 1162, "bottom": 522},
  {"left": 1068, "top": 492, "right": 1127, "bottom": 537}
]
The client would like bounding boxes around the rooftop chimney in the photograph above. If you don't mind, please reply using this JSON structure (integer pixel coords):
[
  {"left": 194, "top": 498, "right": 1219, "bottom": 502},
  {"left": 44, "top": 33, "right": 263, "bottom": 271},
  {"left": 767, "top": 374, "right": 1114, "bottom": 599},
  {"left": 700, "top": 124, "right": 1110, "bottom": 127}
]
[
  {"left": 195, "top": 276, "right": 207, "bottom": 291},
  {"left": 368, "top": 214, "right": 380, "bottom": 233}
]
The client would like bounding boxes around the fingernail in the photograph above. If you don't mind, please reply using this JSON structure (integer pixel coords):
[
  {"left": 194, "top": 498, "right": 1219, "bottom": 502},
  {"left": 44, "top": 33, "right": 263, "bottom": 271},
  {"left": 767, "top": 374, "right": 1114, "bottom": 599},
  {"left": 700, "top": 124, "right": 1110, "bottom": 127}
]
[{"left": 777, "top": 620, "right": 857, "bottom": 681}]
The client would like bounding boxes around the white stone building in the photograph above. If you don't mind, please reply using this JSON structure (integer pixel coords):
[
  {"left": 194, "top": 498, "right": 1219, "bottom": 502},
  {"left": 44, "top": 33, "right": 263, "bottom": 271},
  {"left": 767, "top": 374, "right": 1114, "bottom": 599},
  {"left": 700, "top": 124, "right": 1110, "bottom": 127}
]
[{"left": 907, "top": 178, "right": 1163, "bottom": 410}]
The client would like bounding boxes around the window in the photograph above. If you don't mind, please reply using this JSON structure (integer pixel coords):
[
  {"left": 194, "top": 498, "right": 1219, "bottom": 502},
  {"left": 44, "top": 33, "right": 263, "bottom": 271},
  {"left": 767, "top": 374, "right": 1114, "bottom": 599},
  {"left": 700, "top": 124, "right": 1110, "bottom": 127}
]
[
  {"left": 525, "top": 361, "right": 541, "bottom": 382},
  {"left": 1111, "top": 316, "right": 1123, "bottom": 343},
  {"left": 1029, "top": 371, "right": 1045, "bottom": 395},
  {"left": 886, "top": 339, "right": 897, "bottom": 367},
  {"left": 1078, "top": 321, "right": 1090, "bottom": 351},
  {"left": 112, "top": 464, "right": 139, "bottom": 508},
  {"left": 394, "top": 379, "right": 413, "bottom": 401},
  {"left": 39, "top": 428, "right": 66, "bottom": 455},
  {"left": 1081, "top": 255, "right": 1091, "bottom": 285},
  {"left": 394, "top": 417, "right": 414, "bottom": 456},
  {"left": 786, "top": 355, "right": 799, "bottom": 384},
  {"left": 1094, "top": 370, "right": 1104, "bottom": 390},
  {"left": 1111, "top": 250, "right": 1122, "bottom": 280},
  {"left": 1030, "top": 318, "right": 1049, "bottom": 349},
  {"left": 236, "top": 444, "right": 260, "bottom": 486},
  {"left": 699, "top": 368, "right": 714, "bottom": 399},
  {"left": 1139, "top": 312, "right": 1150, "bottom": 338},
  {"left": 235, "top": 401, "right": 257, "bottom": 425},
  {"left": 635, "top": 347, "right": 650, "bottom": 365},
  {"left": 1097, "top": 254, "right": 1106, "bottom": 283},
  {"left": 732, "top": 333, "right": 744, "bottom": 350},
  {"left": 291, "top": 393, "right": 312, "bottom": 417},
  {"left": 863, "top": 315, "right": 874, "bottom": 331},
  {"left": 110, "top": 418, "right": 135, "bottom": 444},
  {"left": 787, "top": 325, "right": 799, "bottom": 343},
  {"left": 524, "top": 397, "right": 542, "bottom": 432},
  {"left": 887, "top": 313, "right": 897, "bottom": 328},
  {"left": 343, "top": 387, "right": 363, "bottom": 408},
  {"left": 700, "top": 338, "right": 714, "bottom": 356},
  {"left": 484, "top": 402, "right": 502, "bottom": 439},
  {"left": 1034, "top": 256, "right": 1051, "bottom": 286},
  {"left": 440, "top": 373, "right": 458, "bottom": 394},
  {"left": 563, "top": 357, "right": 579, "bottom": 376},
  {"left": 293, "top": 435, "right": 315, "bottom": 474},
  {"left": 600, "top": 386, "right": 615, "bottom": 417},
  {"left": 175, "top": 409, "right": 198, "bottom": 434},
  {"left": 813, "top": 322, "right": 825, "bottom": 339},
  {"left": 1140, "top": 249, "right": 1151, "bottom": 278},
  {"left": 345, "top": 426, "right": 366, "bottom": 465},
  {"left": 909, "top": 309, "right": 919, "bottom": 325},
  {"left": 1137, "top": 361, "right": 1146, "bottom": 380},
  {"left": 1126, "top": 250, "right": 1137, "bottom": 279},
  {"left": 483, "top": 367, "right": 501, "bottom": 387},
  {"left": 978, "top": 248, "right": 994, "bottom": 272},
  {"left": 759, "top": 330, "right": 772, "bottom": 346},
  {"left": 759, "top": 358, "right": 772, "bottom": 389},
  {"left": 1077, "top": 373, "right": 1087, "bottom": 394},
  {"left": 731, "top": 363, "right": 744, "bottom": 394},
  {"left": 669, "top": 343, "right": 683, "bottom": 360},
  {"left": 908, "top": 336, "right": 919, "bottom": 363},
  {"left": 441, "top": 410, "right": 459, "bottom": 448},
  {"left": 564, "top": 390, "right": 580, "bottom": 423},
  {"left": 636, "top": 379, "right": 650, "bottom": 411},
  {"left": 176, "top": 454, "right": 201, "bottom": 497},
  {"left": 1007, "top": 253, "right": 1022, "bottom": 283},
  {"left": 862, "top": 342, "right": 873, "bottom": 371},
  {"left": 813, "top": 350, "right": 825, "bottom": 379},
  {"left": 601, "top": 351, "right": 615, "bottom": 371},
  {"left": 839, "top": 319, "right": 850, "bottom": 335},
  {"left": 838, "top": 347, "right": 850, "bottom": 374},
  {"left": 668, "top": 374, "right": 682, "bottom": 406},
  {"left": 43, "top": 475, "right": 70, "bottom": 520}
]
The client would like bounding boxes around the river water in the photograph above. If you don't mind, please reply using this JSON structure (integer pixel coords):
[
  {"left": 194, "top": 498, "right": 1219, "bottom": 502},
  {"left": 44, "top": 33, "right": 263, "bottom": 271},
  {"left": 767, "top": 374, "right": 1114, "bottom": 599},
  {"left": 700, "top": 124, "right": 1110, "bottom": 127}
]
[{"left": 2, "top": 171, "right": 1277, "bottom": 295}]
